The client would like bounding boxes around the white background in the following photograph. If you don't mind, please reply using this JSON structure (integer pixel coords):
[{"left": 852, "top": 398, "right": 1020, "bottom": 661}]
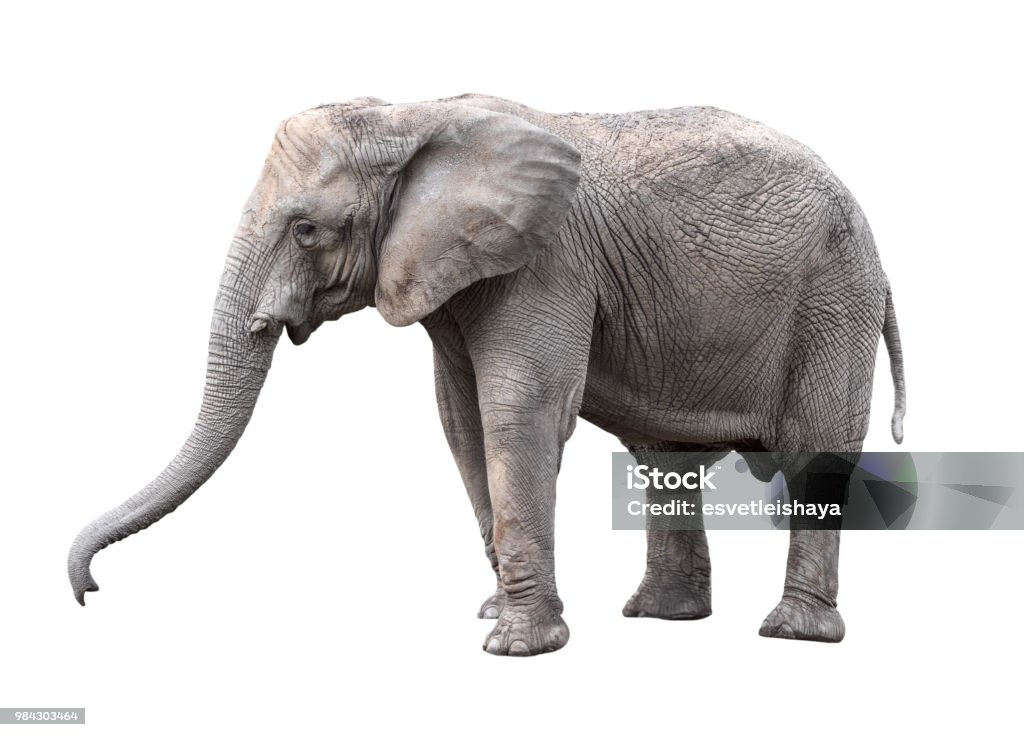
[{"left": 2, "top": 1, "right": 1021, "bottom": 734}]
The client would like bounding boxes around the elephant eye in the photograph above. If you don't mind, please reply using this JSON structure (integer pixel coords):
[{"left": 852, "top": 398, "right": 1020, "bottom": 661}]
[{"left": 292, "top": 220, "right": 318, "bottom": 248}]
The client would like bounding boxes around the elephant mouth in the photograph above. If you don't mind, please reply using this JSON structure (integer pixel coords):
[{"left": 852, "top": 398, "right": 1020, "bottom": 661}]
[
  {"left": 248, "top": 312, "right": 311, "bottom": 345},
  {"left": 286, "top": 300, "right": 332, "bottom": 345},
  {"left": 247, "top": 314, "right": 284, "bottom": 337},
  {"left": 250, "top": 292, "right": 342, "bottom": 347},
  {"left": 286, "top": 321, "right": 313, "bottom": 345}
]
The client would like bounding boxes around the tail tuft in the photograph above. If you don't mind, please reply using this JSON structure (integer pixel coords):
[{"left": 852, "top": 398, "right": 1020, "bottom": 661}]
[{"left": 891, "top": 413, "right": 904, "bottom": 445}]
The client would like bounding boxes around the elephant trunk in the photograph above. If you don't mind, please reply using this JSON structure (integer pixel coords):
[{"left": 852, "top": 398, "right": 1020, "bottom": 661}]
[{"left": 68, "top": 236, "right": 281, "bottom": 604}]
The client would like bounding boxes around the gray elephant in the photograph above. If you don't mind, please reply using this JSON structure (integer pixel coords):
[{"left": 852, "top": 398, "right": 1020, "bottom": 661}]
[{"left": 69, "top": 94, "right": 906, "bottom": 655}]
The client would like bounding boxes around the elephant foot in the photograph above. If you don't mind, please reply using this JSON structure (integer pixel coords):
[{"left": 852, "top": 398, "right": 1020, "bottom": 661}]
[
  {"left": 483, "top": 602, "right": 569, "bottom": 656},
  {"left": 477, "top": 586, "right": 506, "bottom": 619},
  {"left": 622, "top": 574, "right": 711, "bottom": 620},
  {"left": 759, "top": 593, "right": 845, "bottom": 643}
]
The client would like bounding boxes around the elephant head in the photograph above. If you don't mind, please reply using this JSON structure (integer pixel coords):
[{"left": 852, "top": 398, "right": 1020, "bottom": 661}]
[{"left": 68, "top": 97, "right": 581, "bottom": 604}]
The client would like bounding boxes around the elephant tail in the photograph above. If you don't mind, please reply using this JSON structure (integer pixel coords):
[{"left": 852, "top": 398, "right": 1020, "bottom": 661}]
[{"left": 883, "top": 287, "right": 906, "bottom": 444}]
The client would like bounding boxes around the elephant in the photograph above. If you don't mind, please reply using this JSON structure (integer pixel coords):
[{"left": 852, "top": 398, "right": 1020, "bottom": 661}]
[{"left": 69, "top": 93, "right": 906, "bottom": 655}]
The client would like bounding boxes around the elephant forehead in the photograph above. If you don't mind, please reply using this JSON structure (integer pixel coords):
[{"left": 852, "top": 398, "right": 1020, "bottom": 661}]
[
  {"left": 265, "top": 121, "right": 358, "bottom": 194},
  {"left": 269, "top": 111, "right": 339, "bottom": 173},
  {"left": 245, "top": 169, "right": 358, "bottom": 228}
]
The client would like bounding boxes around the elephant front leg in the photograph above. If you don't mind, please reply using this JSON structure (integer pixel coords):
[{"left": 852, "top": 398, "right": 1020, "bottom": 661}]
[
  {"left": 479, "top": 399, "right": 578, "bottom": 656},
  {"left": 432, "top": 342, "right": 505, "bottom": 619}
]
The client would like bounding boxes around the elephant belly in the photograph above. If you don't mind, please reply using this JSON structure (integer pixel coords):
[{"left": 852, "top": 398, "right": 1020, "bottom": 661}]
[{"left": 579, "top": 313, "right": 787, "bottom": 447}]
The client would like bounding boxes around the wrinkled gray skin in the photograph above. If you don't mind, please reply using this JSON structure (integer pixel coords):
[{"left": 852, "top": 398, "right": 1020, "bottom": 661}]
[{"left": 69, "top": 94, "right": 906, "bottom": 655}]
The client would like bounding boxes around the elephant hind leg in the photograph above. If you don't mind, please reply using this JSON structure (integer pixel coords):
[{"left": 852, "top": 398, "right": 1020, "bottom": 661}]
[
  {"left": 622, "top": 528, "right": 714, "bottom": 621},
  {"left": 621, "top": 443, "right": 727, "bottom": 621},
  {"left": 759, "top": 440, "right": 862, "bottom": 642},
  {"left": 759, "top": 528, "right": 846, "bottom": 643},
  {"left": 759, "top": 289, "right": 877, "bottom": 642},
  {"left": 759, "top": 446, "right": 857, "bottom": 642}
]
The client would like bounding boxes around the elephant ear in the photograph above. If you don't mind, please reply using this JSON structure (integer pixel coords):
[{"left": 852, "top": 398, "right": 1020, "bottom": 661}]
[{"left": 374, "top": 105, "right": 581, "bottom": 327}]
